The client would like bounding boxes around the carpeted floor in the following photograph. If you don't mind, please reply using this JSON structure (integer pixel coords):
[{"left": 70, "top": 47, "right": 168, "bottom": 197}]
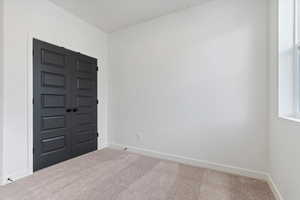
[{"left": 0, "top": 148, "right": 275, "bottom": 200}]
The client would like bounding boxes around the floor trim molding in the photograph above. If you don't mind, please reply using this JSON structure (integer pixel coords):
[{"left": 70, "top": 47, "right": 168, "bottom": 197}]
[
  {"left": 1, "top": 169, "right": 32, "bottom": 185},
  {"left": 267, "top": 175, "right": 284, "bottom": 200},
  {"left": 1, "top": 144, "right": 284, "bottom": 200},
  {"left": 0, "top": 145, "right": 108, "bottom": 186},
  {"left": 109, "top": 143, "right": 269, "bottom": 181}
]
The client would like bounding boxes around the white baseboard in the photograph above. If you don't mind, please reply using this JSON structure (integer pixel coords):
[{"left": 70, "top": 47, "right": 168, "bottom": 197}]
[
  {"left": 1, "top": 169, "right": 32, "bottom": 185},
  {"left": 109, "top": 143, "right": 269, "bottom": 181},
  {"left": 267, "top": 175, "right": 284, "bottom": 200},
  {"left": 0, "top": 144, "right": 109, "bottom": 186},
  {"left": 0, "top": 144, "right": 284, "bottom": 200},
  {"left": 98, "top": 142, "right": 108, "bottom": 150}
]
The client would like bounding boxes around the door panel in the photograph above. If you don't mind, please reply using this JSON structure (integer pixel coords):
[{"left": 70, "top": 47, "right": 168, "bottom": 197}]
[
  {"left": 71, "top": 53, "right": 98, "bottom": 157},
  {"left": 42, "top": 72, "right": 66, "bottom": 88},
  {"left": 33, "top": 39, "right": 72, "bottom": 171},
  {"left": 33, "top": 39, "right": 98, "bottom": 171},
  {"left": 41, "top": 136, "right": 66, "bottom": 153},
  {"left": 42, "top": 94, "right": 66, "bottom": 108},
  {"left": 41, "top": 49, "right": 66, "bottom": 67}
]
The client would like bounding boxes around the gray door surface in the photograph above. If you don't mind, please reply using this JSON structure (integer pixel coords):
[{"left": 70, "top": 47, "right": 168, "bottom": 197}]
[
  {"left": 33, "top": 39, "right": 98, "bottom": 171},
  {"left": 70, "top": 52, "right": 98, "bottom": 157}
]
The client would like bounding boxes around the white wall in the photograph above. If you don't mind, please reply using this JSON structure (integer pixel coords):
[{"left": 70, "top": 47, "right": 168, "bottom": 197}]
[
  {"left": 109, "top": 0, "right": 269, "bottom": 173},
  {"left": 269, "top": 0, "right": 300, "bottom": 199},
  {"left": 0, "top": 0, "right": 4, "bottom": 183},
  {"left": 2, "top": 0, "right": 108, "bottom": 183}
]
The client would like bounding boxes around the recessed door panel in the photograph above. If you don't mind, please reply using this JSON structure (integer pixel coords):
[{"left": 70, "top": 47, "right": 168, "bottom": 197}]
[
  {"left": 41, "top": 136, "right": 66, "bottom": 153},
  {"left": 76, "top": 131, "right": 96, "bottom": 144},
  {"left": 42, "top": 94, "right": 66, "bottom": 108},
  {"left": 41, "top": 115, "right": 66, "bottom": 130},
  {"left": 42, "top": 72, "right": 65, "bottom": 88},
  {"left": 76, "top": 113, "right": 93, "bottom": 125},
  {"left": 76, "top": 60, "right": 93, "bottom": 74},
  {"left": 42, "top": 49, "right": 66, "bottom": 68},
  {"left": 77, "top": 78, "right": 93, "bottom": 90},
  {"left": 76, "top": 96, "right": 93, "bottom": 107}
]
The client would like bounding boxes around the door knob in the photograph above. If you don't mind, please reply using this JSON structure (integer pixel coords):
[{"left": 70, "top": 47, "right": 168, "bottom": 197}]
[
  {"left": 66, "top": 109, "right": 72, "bottom": 113},
  {"left": 73, "top": 108, "right": 78, "bottom": 112}
]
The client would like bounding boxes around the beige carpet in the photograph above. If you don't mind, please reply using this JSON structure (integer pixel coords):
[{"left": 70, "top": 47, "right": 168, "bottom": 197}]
[{"left": 0, "top": 148, "right": 275, "bottom": 200}]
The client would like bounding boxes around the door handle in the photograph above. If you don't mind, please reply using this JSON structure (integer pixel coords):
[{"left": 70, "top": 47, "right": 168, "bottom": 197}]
[
  {"left": 66, "top": 109, "right": 72, "bottom": 113},
  {"left": 73, "top": 108, "right": 78, "bottom": 112}
]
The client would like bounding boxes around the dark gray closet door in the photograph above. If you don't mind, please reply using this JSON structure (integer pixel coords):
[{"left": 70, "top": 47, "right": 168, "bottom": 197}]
[
  {"left": 70, "top": 53, "right": 98, "bottom": 157},
  {"left": 33, "top": 39, "right": 73, "bottom": 171},
  {"left": 33, "top": 39, "right": 98, "bottom": 171}
]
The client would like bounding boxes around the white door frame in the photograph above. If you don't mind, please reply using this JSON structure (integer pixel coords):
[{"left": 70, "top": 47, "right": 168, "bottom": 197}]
[{"left": 26, "top": 33, "right": 34, "bottom": 175}]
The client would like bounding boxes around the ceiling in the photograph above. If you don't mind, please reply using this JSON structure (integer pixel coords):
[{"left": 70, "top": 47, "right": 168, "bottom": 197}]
[{"left": 49, "top": 0, "right": 204, "bottom": 33}]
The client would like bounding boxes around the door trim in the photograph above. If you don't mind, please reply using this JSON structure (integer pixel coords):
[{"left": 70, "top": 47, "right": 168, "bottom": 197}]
[{"left": 26, "top": 33, "right": 34, "bottom": 176}]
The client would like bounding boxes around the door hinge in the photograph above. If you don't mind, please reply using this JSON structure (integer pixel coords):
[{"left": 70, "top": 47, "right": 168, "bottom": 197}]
[
  {"left": 33, "top": 148, "right": 35, "bottom": 154},
  {"left": 32, "top": 49, "right": 34, "bottom": 56},
  {"left": 97, "top": 100, "right": 99, "bottom": 105},
  {"left": 32, "top": 98, "right": 34, "bottom": 104},
  {"left": 97, "top": 133, "right": 99, "bottom": 137},
  {"left": 96, "top": 66, "right": 99, "bottom": 71}
]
